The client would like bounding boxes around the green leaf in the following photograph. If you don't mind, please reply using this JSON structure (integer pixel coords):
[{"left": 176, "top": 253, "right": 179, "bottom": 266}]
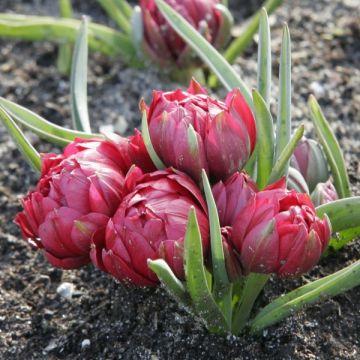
[
  {"left": 223, "top": 0, "right": 283, "bottom": 64},
  {"left": 268, "top": 124, "right": 304, "bottom": 184},
  {"left": 0, "top": 106, "right": 41, "bottom": 172},
  {"left": 70, "top": 17, "right": 91, "bottom": 132},
  {"left": 250, "top": 260, "right": 360, "bottom": 333},
  {"left": 147, "top": 259, "right": 190, "bottom": 305},
  {"left": 252, "top": 89, "right": 274, "bottom": 189},
  {"left": 0, "top": 14, "right": 137, "bottom": 61},
  {"left": 57, "top": 0, "right": 73, "bottom": 75},
  {"left": 154, "top": 0, "right": 253, "bottom": 108},
  {"left": 209, "top": 0, "right": 283, "bottom": 88},
  {"left": 113, "top": 0, "right": 133, "bottom": 18},
  {"left": 232, "top": 273, "right": 269, "bottom": 335},
  {"left": 275, "top": 23, "right": 291, "bottom": 162},
  {"left": 97, "top": 0, "right": 131, "bottom": 34},
  {"left": 328, "top": 226, "right": 360, "bottom": 252},
  {"left": 308, "top": 95, "right": 351, "bottom": 198},
  {"left": 316, "top": 197, "right": 360, "bottom": 233},
  {"left": 202, "top": 170, "right": 232, "bottom": 325},
  {"left": 184, "top": 208, "right": 229, "bottom": 333},
  {"left": 141, "top": 111, "right": 165, "bottom": 170},
  {"left": 0, "top": 97, "right": 97, "bottom": 146},
  {"left": 257, "top": 8, "right": 271, "bottom": 105}
]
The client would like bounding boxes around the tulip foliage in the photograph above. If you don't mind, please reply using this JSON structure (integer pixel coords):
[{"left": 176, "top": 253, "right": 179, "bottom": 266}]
[
  {"left": 0, "top": 2, "right": 359, "bottom": 337},
  {"left": 0, "top": 0, "right": 283, "bottom": 80}
]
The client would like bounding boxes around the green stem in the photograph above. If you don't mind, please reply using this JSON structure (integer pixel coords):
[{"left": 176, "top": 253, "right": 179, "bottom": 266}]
[{"left": 232, "top": 273, "right": 269, "bottom": 334}]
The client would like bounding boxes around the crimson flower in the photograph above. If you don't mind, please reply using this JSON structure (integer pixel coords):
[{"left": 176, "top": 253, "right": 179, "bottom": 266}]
[
  {"left": 142, "top": 79, "right": 256, "bottom": 183},
  {"left": 15, "top": 134, "right": 154, "bottom": 269},
  {"left": 139, "top": 0, "right": 232, "bottom": 66},
  {"left": 231, "top": 180, "right": 331, "bottom": 276},
  {"left": 91, "top": 168, "right": 209, "bottom": 286}
]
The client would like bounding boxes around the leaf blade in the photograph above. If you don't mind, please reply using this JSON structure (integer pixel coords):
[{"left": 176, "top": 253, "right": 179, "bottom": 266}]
[
  {"left": 252, "top": 89, "right": 274, "bottom": 189},
  {"left": 257, "top": 8, "right": 271, "bottom": 105},
  {"left": 70, "top": 17, "right": 91, "bottom": 132},
  {"left": 308, "top": 95, "right": 351, "bottom": 198},
  {"left": 184, "top": 208, "right": 229, "bottom": 333},
  {"left": 268, "top": 124, "right": 304, "bottom": 184},
  {"left": 275, "top": 23, "right": 291, "bottom": 162},
  {"left": 0, "top": 106, "right": 41, "bottom": 172},
  {"left": 0, "top": 97, "right": 97, "bottom": 146}
]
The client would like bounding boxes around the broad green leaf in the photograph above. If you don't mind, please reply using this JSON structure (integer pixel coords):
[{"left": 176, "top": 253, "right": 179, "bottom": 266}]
[
  {"left": 316, "top": 197, "right": 360, "bottom": 233},
  {"left": 232, "top": 273, "right": 269, "bottom": 335},
  {"left": 250, "top": 260, "right": 360, "bottom": 333},
  {"left": 0, "top": 106, "right": 41, "bottom": 172},
  {"left": 202, "top": 170, "right": 232, "bottom": 325},
  {"left": 0, "top": 14, "right": 136, "bottom": 61},
  {"left": 330, "top": 226, "right": 360, "bottom": 250},
  {"left": 57, "top": 0, "right": 73, "bottom": 75},
  {"left": 257, "top": 8, "right": 271, "bottom": 105},
  {"left": 184, "top": 208, "right": 229, "bottom": 333},
  {"left": 97, "top": 0, "right": 131, "bottom": 34},
  {"left": 308, "top": 95, "right": 351, "bottom": 198},
  {"left": 0, "top": 97, "right": 97, "bottom": 146},
  {"left": 252, "top": 90, "right": 274, "bottom": 189},
  {"left": 147, "top": 259, "right": 190, "bottom": 305},
  {"left": 275, "top": 23, "right": 291, "bottom": 162},
  {"left": 71, "top": 17, "right": 91, "bottom": 132},
  {"left": 251, "top": 259, "right": 355, "bottom": 325},
  {"left": 268, "top": 124, "right": 304, "bottom": 184},
  {"left": 141, "top": 111, "right": 165, "bottom": 170},
  {"left": 154, "top": 0, "right": 253, "bottom": 108}
]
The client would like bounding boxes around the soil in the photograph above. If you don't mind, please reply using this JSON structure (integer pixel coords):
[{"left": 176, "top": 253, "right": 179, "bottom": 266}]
[{"left": 0, "top": 0, "right": 359, "bottom": 359}]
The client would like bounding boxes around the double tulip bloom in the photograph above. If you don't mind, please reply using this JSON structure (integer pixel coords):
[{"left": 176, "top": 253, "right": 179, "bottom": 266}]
[
  {"left": 91, "top": 168, "right": 209, "bottom": 286},
  {"left": 213, "top": 174, "right": 331, "bottom": 277},
  {"left": 15, "top": 133, "right": 155, "bottom": 269},
  {"left": 139, "top": 0, "right": 232, "bottom": 66},
  {"left": 142, "top": 79, "right": 256, "bottom": 183}
]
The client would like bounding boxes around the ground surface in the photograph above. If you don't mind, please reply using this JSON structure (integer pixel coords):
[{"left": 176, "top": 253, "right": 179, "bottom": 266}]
[{"left": 0, "top": 0, "right": 359, "bottom": 359}]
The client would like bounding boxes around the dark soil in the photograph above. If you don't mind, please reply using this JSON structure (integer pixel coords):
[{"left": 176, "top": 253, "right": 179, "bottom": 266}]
[{"left": 0, "top": 0, "right": 359, "bottom": 359}]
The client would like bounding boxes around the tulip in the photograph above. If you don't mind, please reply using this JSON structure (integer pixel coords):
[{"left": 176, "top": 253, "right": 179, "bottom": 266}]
[
  {"left": 15, "top": 134, "right": 154, "bottom": 269},
  {"left": 137, "top": 0, "right": 232, "bottom": 66},
  {"left": 212, "top": 171, "right": 258, "bottom": 226},
  {"left": 291, "top": 137, "right": 329, "bottom": 192},
  {"left": 142, "top": 79, "right": 256, "bottom": 182},
  {"left": 287, "top": 166, "right": 310, "bottom": 194},
  {"left": 231, "top": 184, "right": 331, "bottom": 277},
  {"left": 91, "top": 168, "right": 209, "bottom": 286},
  {"left": 311, "top": 180, "right": 338, "bottom": 206}
]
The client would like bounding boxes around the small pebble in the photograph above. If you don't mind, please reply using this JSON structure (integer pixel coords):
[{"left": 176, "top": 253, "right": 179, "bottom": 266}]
[
  {"left": 81, "top": 339, "right": 91, "bottom": 350},
  {"left": 56, "top": 282, "right": 75, "bottom": 300}
]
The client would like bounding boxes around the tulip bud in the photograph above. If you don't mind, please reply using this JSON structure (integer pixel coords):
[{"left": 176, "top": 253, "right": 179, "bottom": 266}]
[
  {"left": 212, "top": 171, "right": 258, "bottom": 226},
  {"left": 15, "top": 134, "right": 153, "bottom": 269},
  {"left": 137, "top": 0, "right": 233, "bottom": 66},
  {"left": 231, "top": 186, "right": 331, "bottom": 277},
  {"left": 144, "top": 79, "right": 256, "bottom": 182},
  {"left": 287, "top": 167, "right": 310, "bottom": 194},
  {"left": 291, "top": 137, "right": 329, "bottom": 192},
  {"left": 311, "top": 180, "right": 338, "bottom": 206},
  {"left": 91, "top": 168, "right": 209, "bottom": 285}
]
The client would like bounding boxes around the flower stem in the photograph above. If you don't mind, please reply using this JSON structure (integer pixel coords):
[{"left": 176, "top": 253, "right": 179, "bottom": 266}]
[{"left": 231, "top": 273, "right": 269, "bottom": 335}]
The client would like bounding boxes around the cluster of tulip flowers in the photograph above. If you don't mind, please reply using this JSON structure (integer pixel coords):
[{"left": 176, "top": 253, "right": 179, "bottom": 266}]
[{"left": 0, "top": 0, "right": 359, "bottom": 336}]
